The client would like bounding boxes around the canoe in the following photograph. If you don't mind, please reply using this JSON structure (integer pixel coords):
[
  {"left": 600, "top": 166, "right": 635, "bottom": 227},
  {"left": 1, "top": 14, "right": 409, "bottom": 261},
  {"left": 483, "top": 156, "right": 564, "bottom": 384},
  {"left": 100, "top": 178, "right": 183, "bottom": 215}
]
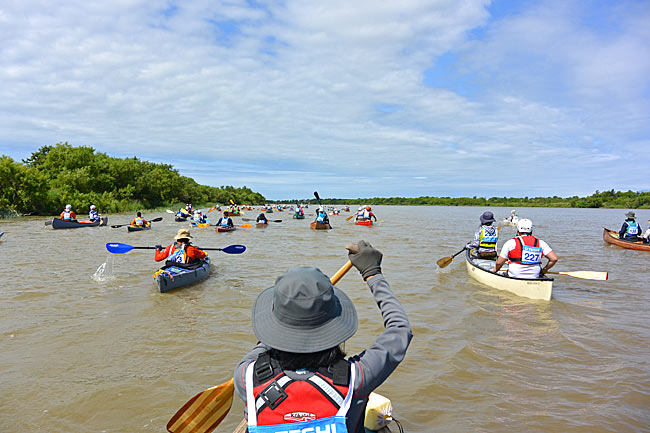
[
  {"left": 310, "top": 221, "right": 332, "bottom": 230},
  {"left": 465, "top": 249, "right": 553, "bottom": 301},
  {"left": 155, "top": 257, "right": 211, "bottom": 293},
  {"left": 603, "top": 228, "right": 650, "bottom": 252},
  {"left": 498, "top": 218, "right": 518, "bottom": 227},
  {"left": 51, "top": 217, "right": 108, "bottom": 229},
  {"left": 127, "top": 222, "right": 151, "bottom": 232},
  {"left": 293, "top": 214, "right": 305, "bottom": 219},
  {"left": 355, "top": 220, "right": 373, "bottom": 226},
  {"left": 215, "top": 226, "right": 236, "bottom": 233}
]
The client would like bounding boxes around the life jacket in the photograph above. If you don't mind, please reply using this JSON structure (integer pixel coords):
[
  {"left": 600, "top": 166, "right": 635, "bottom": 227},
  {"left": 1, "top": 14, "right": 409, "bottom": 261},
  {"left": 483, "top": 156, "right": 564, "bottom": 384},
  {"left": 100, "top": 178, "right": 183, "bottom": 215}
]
[
  {"left": 625, "top": 221, "right": 639, "bottom": 236},
  {"left": 245, "top": 354, "right": 355, "bottom": 433},
  {"left": 62, "top": 211, "right": 72, "bottom": 221},
  {"left": 89, "top": 210, "right": 99, "bottom": 221},
  {"left": 479, "top": 226, "right": 498, "bottom": 249},
  {"left": 316, "top": 213, "right": 326, "bottom": 223},
  {"left": 168, "top": 244, "right": 187, "bottom": 263},
  {"left": 219, "top": 217, "right": 231, "bottom": 227},
  {"left": 508, "top": 235, "right": 543, "bottom": 265},
  {"left": 363, "top": 210, "right": 370, "bottom": 219},
  {"left": 134, "top": 217, "right": 145, "bottom": 226},
  {"left": 193, "top": 214, "right": 202, "bottom": 223}
]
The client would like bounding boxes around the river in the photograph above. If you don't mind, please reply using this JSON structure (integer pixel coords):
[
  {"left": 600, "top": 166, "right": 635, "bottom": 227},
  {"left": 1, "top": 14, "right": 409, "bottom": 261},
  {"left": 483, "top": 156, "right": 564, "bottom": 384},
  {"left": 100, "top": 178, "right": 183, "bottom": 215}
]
[{"left": 1, "top": 206, "right": 648, "bottom": 432}]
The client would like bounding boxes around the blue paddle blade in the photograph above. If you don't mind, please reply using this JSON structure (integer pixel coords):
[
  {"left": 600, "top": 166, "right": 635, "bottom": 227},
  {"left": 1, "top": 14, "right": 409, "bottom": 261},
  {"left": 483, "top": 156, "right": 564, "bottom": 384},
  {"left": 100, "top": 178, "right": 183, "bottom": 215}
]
[
  {"left": 222, "top": 244, "right": 246, "bottom": 254},
  {"left": 106, "top": 242, "right": 134, "bottom": 254}
]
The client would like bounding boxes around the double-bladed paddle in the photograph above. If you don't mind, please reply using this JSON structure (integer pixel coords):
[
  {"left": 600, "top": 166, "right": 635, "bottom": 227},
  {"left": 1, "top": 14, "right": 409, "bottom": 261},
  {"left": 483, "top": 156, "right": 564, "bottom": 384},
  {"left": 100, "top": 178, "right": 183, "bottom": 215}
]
[
  {"left": 241, "top": 218, "right": 282, "bottom": 223},
  {"left": 111, "top": 217, "right": 163, "bottom": 229},
  {"left": 195, "top": 223, "right": 252, "bottom": 229},
  {"left": 166, "top": 245, "right": 357, "bottom": 433},
  {"left": 436, "top": 246, "right": 467, "bottom": 268},
  {"left": 105, "top": 243, "right": 246, "bottom": 255}
]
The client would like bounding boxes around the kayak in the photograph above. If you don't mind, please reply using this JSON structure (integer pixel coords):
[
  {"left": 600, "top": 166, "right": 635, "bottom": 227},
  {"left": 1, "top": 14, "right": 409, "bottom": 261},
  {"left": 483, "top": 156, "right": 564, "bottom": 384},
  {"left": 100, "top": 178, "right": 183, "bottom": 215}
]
[
  {"left": 190, "top": 219, "right": 210, "bottom": 227},
  {"left": 355, "top": 220, "right": 373, "bottom": 226},
  {"left": 256, "top": 223, "right": 268, "bottom": 228},
  {"left": 215, "top": 226, "right": 236, "bottom": 233},
  {"left": 127, "top": 222, "right": 151, "bottom": 232},
  {"left": 310, "top": 221, "right": 332, "bottom": 230},
  {"left": 293, "top": 214, "right": 305, "bottom": 219},
  {"left": 154, "top": 257, "right": 211, "bottom": 293},
  {"left": 175, "top": 215, "right": 188, "bottom": 222},
  {"left": 603, "top": 228, "right": 650, "bottom": 252},
  {"left": 51, "top": 217, "right": 108, "bottom": 229},
  {"left": 465, "top": 249, "right": 553, "bottom": 301},
  {"left": 223, "top": 211, "right": 240, "bottom": 217},
  {"left": 498, "top": 218, "right": 518, "bottom": 227},
  {"left": 265, "top": 209, "right": 273, "bottom": 213}
]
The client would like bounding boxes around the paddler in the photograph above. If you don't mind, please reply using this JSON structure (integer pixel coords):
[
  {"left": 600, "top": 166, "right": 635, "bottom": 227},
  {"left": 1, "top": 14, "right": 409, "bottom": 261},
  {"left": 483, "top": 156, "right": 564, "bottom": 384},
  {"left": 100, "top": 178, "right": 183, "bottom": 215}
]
[
  {"left": 256, "top": 212, "right": 268, "bottom": 224},
  {"left": 508, "top": 209, "right": 518, "bottom": 223},
  {"left": 316, "top": 208, "right": 330, "bottom": 226},
  {"left": 130, "top": 211, "right": 148, "bottom": 226},
  {"left": 154, "top": 229, "right": 206, "bottom": 264},
  {"left": 192, "top": 210, "right": 206, "bottom": 224},
  {"left": 619, "top": 211, "right": 642, "bottom": 241},
  {"left": 355, "top": 206, "right": 364, "bottom": 221},
  {"left": 644, "top": 219, "right": 650, "bottom": 244},
  {"left": 60, "top": 204, "right": 77, "bottom": 221},
  {"left": 216, "top": 213, "right": 234, "bottom": 228},
  {"left": 88, "top": 205, "right": 100, "bottom": 222},
  {"left": 493, "top": 218, "right": 558, "bottom": 278},
  {"left": 233, "top": 240, "right": 412, "bottom": 433},
  {"left": 466, "top": 211, "right": 499, "bottom": 259},
  {"left": 362, "top": 206, "right": 377, "bottom": 222}
]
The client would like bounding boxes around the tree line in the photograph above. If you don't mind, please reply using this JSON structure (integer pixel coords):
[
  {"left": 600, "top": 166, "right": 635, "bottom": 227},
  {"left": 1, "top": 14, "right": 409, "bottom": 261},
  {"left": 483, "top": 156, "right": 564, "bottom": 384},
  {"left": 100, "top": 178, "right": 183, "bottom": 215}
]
[
  {"left": 1, "top": 143, "right": 266, "bottom": 216},
  {"left": 276, "top": 189, "right": 650, "bottom": 209}
]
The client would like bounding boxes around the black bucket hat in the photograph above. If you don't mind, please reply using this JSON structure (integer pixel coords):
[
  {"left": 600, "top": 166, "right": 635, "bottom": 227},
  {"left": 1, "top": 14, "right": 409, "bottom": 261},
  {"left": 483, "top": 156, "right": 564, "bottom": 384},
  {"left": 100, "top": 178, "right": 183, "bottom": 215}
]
[
  {"left": 252, "top": 267, "right": 358, "bottom": 353},
  {"left": 480, "top": 211, "right": 496, "bottom": 224}
]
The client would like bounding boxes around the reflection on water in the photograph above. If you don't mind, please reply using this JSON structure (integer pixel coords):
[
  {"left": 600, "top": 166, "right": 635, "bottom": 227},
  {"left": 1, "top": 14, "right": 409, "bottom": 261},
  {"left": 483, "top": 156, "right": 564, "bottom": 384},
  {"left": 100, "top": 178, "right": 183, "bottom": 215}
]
[{"left": 0, "top": 206, "right": 648, "bottom": 432}]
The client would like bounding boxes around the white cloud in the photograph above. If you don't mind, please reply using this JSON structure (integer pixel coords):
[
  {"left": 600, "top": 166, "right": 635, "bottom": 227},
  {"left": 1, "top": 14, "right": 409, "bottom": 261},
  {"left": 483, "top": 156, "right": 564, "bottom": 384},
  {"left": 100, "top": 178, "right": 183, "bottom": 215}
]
[{"left": 0, "top": 0, "right": 648, "bottom": 199}]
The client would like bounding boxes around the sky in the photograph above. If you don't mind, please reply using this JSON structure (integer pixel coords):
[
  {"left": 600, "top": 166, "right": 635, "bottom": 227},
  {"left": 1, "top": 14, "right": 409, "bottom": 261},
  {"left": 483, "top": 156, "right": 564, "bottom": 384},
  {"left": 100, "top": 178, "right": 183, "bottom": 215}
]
[{"left": 1, "top": 0, "right": 649, "bottom": 200}]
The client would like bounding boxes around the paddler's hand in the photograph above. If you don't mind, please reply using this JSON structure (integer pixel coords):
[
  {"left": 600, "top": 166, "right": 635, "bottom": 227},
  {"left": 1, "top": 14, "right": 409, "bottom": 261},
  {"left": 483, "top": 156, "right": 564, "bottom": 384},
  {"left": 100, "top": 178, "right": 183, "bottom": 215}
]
[
  {"left": 155, "top": 244, "right": 163, "bottom": 251},
  {"left": 346, "top": 240, "right": 382, "bottom": 281}
]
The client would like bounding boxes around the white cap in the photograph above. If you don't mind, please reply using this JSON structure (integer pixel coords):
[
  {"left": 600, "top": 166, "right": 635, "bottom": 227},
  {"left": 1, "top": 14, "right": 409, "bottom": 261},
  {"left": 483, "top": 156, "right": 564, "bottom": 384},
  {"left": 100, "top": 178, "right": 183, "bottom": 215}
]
[
  {"left": 65, "top": 204, "right": 72, "bottom": 210},
  {"left": 516, "top": 218, "right": 533, "bottom": 233},
  {"left": 90, "top": 205, "right": 96, "bottom": 210}
]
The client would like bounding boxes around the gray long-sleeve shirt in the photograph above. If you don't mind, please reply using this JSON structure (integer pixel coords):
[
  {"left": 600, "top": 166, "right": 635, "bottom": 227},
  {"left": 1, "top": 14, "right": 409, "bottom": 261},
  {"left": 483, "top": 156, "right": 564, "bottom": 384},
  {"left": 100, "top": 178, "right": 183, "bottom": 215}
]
[{"left": 234, "top": 273, "right": 413, "bottom": 433}]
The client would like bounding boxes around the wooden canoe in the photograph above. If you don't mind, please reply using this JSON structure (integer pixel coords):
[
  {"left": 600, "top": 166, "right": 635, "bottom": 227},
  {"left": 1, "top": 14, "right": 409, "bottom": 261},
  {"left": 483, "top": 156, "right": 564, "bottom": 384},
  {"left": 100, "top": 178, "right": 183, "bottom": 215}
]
[
  {"left": 603, "top": 228, "right": 650, "bottom": 252},
  {"left": 465, "top": 249, "right": 553, "bottom": 301},
  {"left": 310, "top": 221, "right": 332, "bottom": 230}
]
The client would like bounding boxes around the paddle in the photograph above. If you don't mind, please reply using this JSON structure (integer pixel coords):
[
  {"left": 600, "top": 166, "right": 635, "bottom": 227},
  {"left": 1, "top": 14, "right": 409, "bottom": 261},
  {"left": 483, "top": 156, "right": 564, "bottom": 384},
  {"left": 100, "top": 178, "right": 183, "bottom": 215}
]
[
  {"left": 436, "top": 246, "right": 467, "bottom": 268},
  {"left": 346, "top": 214, "right": 355, "bottom": 221},
  {"left": 546, "top": 271, "right": 608, "bottom": 280},
  {"left": 106, "top": 243, "right": 246, "bottom": 254},
  {"left": 166, "top": 250, "right": 356, "bottom": 433},
  {"left": 196, "top": 223, "right": 252, "bottom": 229},
  {"left": 166, "top": 210, "right": 176, "bottom": 214},
  {"left": 242, "top": 218, "right": 282, "bottom": 223},
  {"left": 111, "top": 217, "right": 163, "bottom": 229}
]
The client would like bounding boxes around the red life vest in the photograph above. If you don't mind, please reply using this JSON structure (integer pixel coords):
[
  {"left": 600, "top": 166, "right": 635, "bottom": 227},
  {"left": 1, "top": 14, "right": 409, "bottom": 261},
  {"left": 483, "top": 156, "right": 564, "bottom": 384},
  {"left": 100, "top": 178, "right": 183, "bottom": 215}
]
[
  {"left": 507, "top": 235, "right": 540, "bottom": 263},
  {"left": 249, "top": 355, "right": 351, "bottom": 426}
]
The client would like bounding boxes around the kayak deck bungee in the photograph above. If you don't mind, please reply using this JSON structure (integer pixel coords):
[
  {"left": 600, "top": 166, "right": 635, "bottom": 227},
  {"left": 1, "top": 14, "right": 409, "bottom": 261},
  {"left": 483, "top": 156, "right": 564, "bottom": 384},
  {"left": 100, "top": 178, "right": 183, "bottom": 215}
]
[
  {"left": 465, "top": 249, "right": 553, "bottom": 301},
  {"left": 51, "top": 217, "right": 108, "bottom": 229},
  {"left": 603, "top": 228, "right": 650, "bottom": 252},
  {"left": 355, "top": 220, "right": 373, "bottom": 226},
  {"left": 154, "top": 257, "right": 211, "bottom": 293},
  {"left": 127, "top": 222, "right": 151, "bottom": 232}
]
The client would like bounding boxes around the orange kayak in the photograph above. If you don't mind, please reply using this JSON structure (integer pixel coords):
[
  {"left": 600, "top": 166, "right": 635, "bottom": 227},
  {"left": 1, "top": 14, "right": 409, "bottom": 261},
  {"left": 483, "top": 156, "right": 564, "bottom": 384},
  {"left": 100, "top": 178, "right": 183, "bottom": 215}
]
[{"left": 355, "top": 220, "right": 373, "bottom": 227}]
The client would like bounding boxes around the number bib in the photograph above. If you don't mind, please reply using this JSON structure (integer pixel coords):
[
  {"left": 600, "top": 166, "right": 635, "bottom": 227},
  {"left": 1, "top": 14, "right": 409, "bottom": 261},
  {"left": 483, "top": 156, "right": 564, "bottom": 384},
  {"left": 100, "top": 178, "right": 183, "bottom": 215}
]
[{"left": 521, "top": 245, "right": 542, "bottom": 265}]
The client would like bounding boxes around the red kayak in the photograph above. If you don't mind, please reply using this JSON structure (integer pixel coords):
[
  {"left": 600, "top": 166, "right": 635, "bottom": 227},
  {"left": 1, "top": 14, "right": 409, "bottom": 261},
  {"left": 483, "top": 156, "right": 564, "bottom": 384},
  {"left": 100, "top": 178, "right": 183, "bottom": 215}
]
[
  {"left": 215, "top": 226, "right": 236, "bottom": 233},
  {"left": 355, "top": 220, "right": 373, "bottom": 227}
]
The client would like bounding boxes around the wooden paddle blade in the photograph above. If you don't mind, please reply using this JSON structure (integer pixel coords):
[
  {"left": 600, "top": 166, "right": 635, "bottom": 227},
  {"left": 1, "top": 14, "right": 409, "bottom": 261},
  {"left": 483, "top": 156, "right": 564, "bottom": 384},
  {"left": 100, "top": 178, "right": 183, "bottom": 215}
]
[
  {"left": 167, "top": 378, "right": 234, "bottom": 433},
  {"left": 548, "top": 271, "right": 608, "bottom": 280},
  {"left": 436, "top": 256, "right": 453, "bottom": 268},
  {"left": 346, "top": 214, "right": 355, "bottom": 221}
]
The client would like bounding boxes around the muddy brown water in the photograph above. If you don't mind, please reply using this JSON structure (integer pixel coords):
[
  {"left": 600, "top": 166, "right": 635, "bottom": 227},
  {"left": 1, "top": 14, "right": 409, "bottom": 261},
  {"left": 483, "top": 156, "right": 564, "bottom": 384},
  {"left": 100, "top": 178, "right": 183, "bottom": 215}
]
[{"left": 1, "top": 206, "right": 648, "bottom": 432}]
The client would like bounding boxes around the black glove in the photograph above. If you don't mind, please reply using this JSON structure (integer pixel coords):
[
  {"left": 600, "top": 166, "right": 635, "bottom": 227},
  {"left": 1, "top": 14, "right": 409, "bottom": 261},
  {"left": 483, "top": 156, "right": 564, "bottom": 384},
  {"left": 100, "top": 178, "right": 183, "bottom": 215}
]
[
  {"left": 348, "top": 240, "right": 382, "bottom": 280},
  {"left": 155, "top": 244, "right": 163, "bottom": 251}
]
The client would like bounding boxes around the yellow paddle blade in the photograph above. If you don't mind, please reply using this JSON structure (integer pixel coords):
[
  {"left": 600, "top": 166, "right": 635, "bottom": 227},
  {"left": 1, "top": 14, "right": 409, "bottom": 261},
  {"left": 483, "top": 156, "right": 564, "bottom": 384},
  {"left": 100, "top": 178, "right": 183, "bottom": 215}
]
[
  {"left": 196, "top": 223, "right": 211, "bottom": 228},
  {"left": 436, "top": 256, "right": 454, "bottom": 268},
  {"left": 167, "top": 378, "right": 234, "bottom": 433},
  {"left": 547, "top": 271, "right": 608, "bottom": 280}
]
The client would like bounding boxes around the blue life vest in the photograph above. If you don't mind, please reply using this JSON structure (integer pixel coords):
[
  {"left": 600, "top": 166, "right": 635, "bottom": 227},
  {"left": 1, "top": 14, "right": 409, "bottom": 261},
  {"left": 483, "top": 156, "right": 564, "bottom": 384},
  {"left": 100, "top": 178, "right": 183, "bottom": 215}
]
[
  {"left": 316, "top": 213, "right": 326, "bottom": 223},
  {"left": 625, "top": 221, "right": 639, "bottom": 236}
]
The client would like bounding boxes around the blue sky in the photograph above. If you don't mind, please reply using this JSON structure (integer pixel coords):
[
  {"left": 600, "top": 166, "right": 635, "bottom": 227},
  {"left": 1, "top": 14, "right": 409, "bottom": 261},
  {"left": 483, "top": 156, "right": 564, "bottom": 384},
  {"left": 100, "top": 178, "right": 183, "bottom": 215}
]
[{"left": 1, "top": 0, "right": 648, "bottom": 200}]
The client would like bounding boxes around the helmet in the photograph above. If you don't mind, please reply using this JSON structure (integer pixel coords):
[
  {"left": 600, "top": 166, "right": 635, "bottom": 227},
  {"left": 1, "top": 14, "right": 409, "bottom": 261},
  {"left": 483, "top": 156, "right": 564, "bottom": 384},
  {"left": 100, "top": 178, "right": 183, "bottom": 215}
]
[
  {"left": 511, "top": 209, "right": 516, "bottom": 213},
  {"left": 65, "top": 204, "right": 72, "bottom": 210},
  {"left": 516, "top": 218, "right": 533, "bottom": 233},
  {"left": 90, "top": 205, "right": 96, "bottom": 210},
  {"left": 366, "top": 206, "right": 371, "bottom": 211}
]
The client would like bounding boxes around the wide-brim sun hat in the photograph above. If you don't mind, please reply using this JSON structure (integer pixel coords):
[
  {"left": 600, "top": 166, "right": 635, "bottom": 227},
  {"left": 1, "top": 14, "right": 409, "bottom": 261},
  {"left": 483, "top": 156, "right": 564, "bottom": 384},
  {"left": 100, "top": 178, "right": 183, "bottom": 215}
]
[
  {"left": 174, "top": 229, "right": 192, "bottom": 240},
  {"left": 252, "top": 267, "right": 358, "bottom": 353},
  {"left": 480, "top": 211, "right": 496, "bottom": 224},
  {"left": 625, "top": 211, "right": 636, "bottom": 218}
]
